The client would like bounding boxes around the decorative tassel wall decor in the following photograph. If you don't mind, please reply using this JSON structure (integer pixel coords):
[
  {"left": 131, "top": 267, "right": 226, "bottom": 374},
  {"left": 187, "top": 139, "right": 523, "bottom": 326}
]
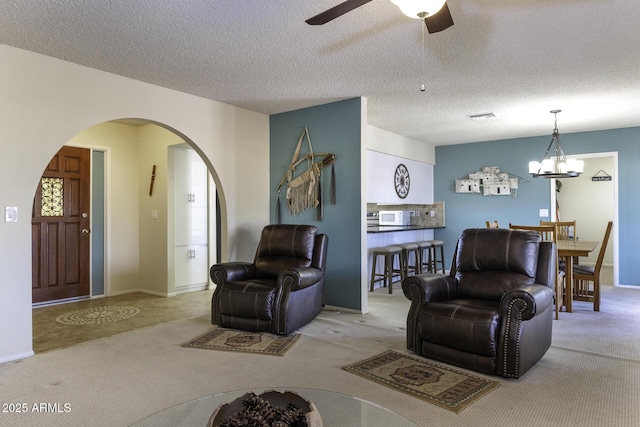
[{"left": 276, "top": 127, "right": 336, "bottom": 219}]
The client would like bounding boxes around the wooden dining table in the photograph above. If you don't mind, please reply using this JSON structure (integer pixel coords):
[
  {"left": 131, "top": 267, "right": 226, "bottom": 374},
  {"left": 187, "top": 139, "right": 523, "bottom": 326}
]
[{"left": 556, "top": 240, "right": 599, "bottom": 312}]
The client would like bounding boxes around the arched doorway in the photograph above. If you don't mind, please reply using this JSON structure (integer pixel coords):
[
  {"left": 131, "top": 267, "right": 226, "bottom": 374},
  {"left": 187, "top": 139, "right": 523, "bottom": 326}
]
[{"left": 31, "top": 119, "right": 223, "bottom": 305}]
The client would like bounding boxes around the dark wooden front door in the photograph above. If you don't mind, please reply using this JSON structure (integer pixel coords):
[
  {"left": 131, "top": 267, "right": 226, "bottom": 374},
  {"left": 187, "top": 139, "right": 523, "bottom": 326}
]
[{"left": 32, "top": 146, "right": 91, "bottom": 303}]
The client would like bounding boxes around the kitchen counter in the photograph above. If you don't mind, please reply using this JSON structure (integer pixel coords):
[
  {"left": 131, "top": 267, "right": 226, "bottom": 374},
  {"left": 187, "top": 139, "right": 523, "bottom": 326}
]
[{"left": 367, "top": 225, "right": 444, "bottom": 233}]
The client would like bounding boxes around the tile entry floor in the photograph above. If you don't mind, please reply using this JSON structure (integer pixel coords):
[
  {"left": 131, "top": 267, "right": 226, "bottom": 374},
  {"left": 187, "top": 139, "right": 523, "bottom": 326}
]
[{"left": 32, "top": 289, "right": 214, "bottom": 353}]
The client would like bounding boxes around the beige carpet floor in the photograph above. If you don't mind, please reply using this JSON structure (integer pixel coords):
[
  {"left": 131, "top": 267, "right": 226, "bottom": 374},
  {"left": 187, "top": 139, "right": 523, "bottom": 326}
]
[{"left": 2, "top": 267, "right": 639, "bottom": 426}]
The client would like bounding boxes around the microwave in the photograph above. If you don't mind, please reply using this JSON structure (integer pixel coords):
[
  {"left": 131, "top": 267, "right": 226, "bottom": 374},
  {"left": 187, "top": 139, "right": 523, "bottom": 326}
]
[{"left": 379, "top": 210, "right": 411, "bottom": 226}]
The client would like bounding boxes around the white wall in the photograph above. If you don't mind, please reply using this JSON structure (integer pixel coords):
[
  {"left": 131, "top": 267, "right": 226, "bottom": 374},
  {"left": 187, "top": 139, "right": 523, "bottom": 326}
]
[
  {"left": 366, "top": 125, "right": 435, "bottom": 164},
  {"left": 137, "top": 125, "right": 181, "bottom": 295},
  {"left": 366, "top": 150, "right": 434, "bottom": 204},
  {"left": 556, "top": 156, "right": 615, "bottom": 265},
  {"left": 365, "top": 124, "right": 435, "bottom": 204},
  {"left": 0, "top": 45, "right": 269, "bottom": 363}
]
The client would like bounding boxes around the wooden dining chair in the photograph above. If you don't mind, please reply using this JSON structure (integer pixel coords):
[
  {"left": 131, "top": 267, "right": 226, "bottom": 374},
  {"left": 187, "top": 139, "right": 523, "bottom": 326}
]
[
  {"left": 485, "top": 220, "right": 500, "bottom": 229},
  {"left": 540, "top": 220, "right": 576, "bottom": 240},
  {"left": 510, "top": 224, "right": 564, "bottom": 320},
  {"left": 541, "top": 220, "right": 578, "bottom": 264},
  {"left": 510, "top": 224, "right": 557, "bottom": 242},
  {"left": 572, "top": 221, "right": 613, "bottom": 312}
]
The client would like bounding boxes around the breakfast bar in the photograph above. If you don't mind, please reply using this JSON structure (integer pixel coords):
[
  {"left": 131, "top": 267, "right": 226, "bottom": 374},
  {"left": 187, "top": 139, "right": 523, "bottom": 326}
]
[{"left": 367, "top": 202, "right": 446, "bottom": 291}]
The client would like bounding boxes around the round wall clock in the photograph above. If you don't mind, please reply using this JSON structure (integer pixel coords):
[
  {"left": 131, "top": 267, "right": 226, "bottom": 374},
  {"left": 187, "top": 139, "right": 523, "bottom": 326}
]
[{"left": 394, "top": 163, "right": 410, "bottom": 199}]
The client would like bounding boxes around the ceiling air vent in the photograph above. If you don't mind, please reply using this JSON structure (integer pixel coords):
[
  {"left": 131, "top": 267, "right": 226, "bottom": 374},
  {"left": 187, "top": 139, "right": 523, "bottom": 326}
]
[{"left": 468, "top": 113, "right": 498, "bottom": 121}]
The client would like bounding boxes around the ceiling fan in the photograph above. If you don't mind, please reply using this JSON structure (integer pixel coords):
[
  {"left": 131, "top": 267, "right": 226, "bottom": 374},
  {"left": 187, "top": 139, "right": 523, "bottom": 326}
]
[{"left": 306, "top": 0, "right": 454, "bottom": 34}]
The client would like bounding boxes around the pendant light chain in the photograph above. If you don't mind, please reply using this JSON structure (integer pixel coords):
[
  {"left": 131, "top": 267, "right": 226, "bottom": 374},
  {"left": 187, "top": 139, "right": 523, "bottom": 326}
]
[{"left": 420, "top": 18, "right": 426, "bottom": 92}]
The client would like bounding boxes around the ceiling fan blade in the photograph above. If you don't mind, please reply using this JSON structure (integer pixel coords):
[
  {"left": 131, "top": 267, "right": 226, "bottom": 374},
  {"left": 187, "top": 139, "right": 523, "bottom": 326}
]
[
  {"left": 424, "top": 2, "right": 454, "bottom": 34},
  {"left": 306, "top": 0, "right": 374, "bottom": 25}
]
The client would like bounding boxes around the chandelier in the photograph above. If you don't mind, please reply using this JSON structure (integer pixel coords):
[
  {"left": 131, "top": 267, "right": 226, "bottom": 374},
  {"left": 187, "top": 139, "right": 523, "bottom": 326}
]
[
  {"left": 390, "top": 0, "right": 446, "bottom": 19},
  {"left": 528, "top": 110, "right": 584, "bottom": 179}
]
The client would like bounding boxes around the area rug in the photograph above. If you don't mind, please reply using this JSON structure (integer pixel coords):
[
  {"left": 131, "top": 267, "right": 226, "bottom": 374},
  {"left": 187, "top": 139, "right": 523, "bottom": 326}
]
[
  {"left": 182, "top": 327, "right": 300, "bottom": 356},
  {"left": 343, "top": 350, "right": 500, "bottom": 413}
]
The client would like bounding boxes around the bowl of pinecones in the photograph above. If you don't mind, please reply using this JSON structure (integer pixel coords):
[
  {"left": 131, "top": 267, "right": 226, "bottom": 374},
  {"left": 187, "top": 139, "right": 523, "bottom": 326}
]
[{"left": 207, "top": 390, "right": 322, "bottom": 427}]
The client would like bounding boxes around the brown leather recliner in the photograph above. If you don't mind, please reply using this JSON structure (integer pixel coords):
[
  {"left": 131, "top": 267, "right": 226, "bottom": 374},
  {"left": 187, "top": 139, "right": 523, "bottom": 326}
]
[
  {"left": 210, "top": 224, "right": 328, "bottom": 335},
  {"left": 402, "top": 228, "right": 556, "bottom": 378}
]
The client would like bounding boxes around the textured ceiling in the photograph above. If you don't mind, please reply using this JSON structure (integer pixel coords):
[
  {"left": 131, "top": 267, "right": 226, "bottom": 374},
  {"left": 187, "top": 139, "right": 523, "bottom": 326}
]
[{"left": 1, "top": 0, "right": 639, "bottom": 146}]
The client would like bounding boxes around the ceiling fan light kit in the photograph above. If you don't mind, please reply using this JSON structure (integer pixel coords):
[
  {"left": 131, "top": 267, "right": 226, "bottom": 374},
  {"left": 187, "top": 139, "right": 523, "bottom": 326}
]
[
  {"left": 306, "top": 0, "right": 453, "bottom": 33},
  {"left": 529, "top": 110, "right": 584, "bottom": 179},
  {"left": 390, "top": 0, "right": 446, "bottom": 19}
]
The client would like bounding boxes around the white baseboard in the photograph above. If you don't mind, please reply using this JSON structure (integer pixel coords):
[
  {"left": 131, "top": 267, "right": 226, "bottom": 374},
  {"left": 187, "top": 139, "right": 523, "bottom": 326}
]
[
  {"left": 175, "top": 283, "right": 209, "bottom": 294},
  {"left": 110, "top": 284, "right": 209, "bottom": 297},
  {"left": 0, "top": 350, "right": 34, "bottom": 364},
  {"left": 32, "top": 296, "right": 89, "bottom": 308},
  {"left": 109, "top": 288, "right": 175, "bottom": 298}
]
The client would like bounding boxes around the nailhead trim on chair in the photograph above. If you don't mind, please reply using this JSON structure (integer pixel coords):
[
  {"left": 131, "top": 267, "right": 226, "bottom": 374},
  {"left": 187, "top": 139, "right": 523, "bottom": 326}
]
[
  {"left": 212, "top": 270, "right": 225, "bottom": 325},
  {"left": 405, "top": 285, "right": 422, "bottom": 352},
  {"left": 277, "top": 275, "right": 294, "bottom": 334},
  {"left": 502, "top": 298, "right": 527, "bottom": 378}
]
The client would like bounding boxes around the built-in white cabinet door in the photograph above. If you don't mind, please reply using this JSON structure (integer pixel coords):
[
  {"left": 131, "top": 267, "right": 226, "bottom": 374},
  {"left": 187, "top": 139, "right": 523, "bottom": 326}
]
[
  {"left": 174, "top": 245, "right": 208, "bottom": 289},
  {"left": 171, "top": 147, "right": 209, "bottom": 293},
  {"left": 174, "top": 149, "right": 208, "bottom": 246}
]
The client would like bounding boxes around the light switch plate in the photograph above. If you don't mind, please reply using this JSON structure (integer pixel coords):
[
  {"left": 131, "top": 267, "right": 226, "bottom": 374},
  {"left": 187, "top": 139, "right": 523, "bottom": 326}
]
[
  {"left": 5, "top": 206, "right": 18, "bottom": 223},
  {"left": 539, "top": 208, "right": 549, "bottom": 218}
]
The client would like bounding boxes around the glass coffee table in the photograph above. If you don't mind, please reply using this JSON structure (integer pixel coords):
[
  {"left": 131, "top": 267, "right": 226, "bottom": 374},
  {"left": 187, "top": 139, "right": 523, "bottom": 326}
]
[{"left": 130, "top": 387, "right": 418, "bottom": 426}]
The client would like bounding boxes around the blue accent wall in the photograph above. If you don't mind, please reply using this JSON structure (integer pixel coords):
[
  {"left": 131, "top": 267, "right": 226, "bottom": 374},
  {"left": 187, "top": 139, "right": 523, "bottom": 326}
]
[
  {"left": 434, "top": 126, "right": 640, "bottom": 286},
  {"left": 270, "top": 98, "right": 362, "bottom": 310}
]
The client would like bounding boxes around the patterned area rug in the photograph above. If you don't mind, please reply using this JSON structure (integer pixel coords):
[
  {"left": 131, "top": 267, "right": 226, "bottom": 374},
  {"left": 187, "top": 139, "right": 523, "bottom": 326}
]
[
  {"left": 343, "top": 350, "right": 500, "bottom": 413},
  {"left": 182, "top": 327, "right": 300, "bottom": 356},
  {"left": 56, "top": 306, "right": 141, "bottom": 325}
]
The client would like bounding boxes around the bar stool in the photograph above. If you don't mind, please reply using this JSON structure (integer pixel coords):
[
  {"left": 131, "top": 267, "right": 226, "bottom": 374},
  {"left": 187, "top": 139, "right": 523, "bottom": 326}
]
[
  {"left": 415, "top": 241, "right": 433, "bottom": 273},
  {"left": 427, "top": 240, "right": 446, "bottom": 274},
  {"left": 370, "top": 245, "right": 403, "bottom": 294},
  {"left": 398, "top": 242, "right": 420, "bottom": 279}
]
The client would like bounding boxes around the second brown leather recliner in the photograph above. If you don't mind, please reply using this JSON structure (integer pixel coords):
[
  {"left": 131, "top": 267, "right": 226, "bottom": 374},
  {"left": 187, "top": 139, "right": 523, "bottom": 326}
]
[{"left": 402, "top": 228, "right": 556, "bottom": 378}]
